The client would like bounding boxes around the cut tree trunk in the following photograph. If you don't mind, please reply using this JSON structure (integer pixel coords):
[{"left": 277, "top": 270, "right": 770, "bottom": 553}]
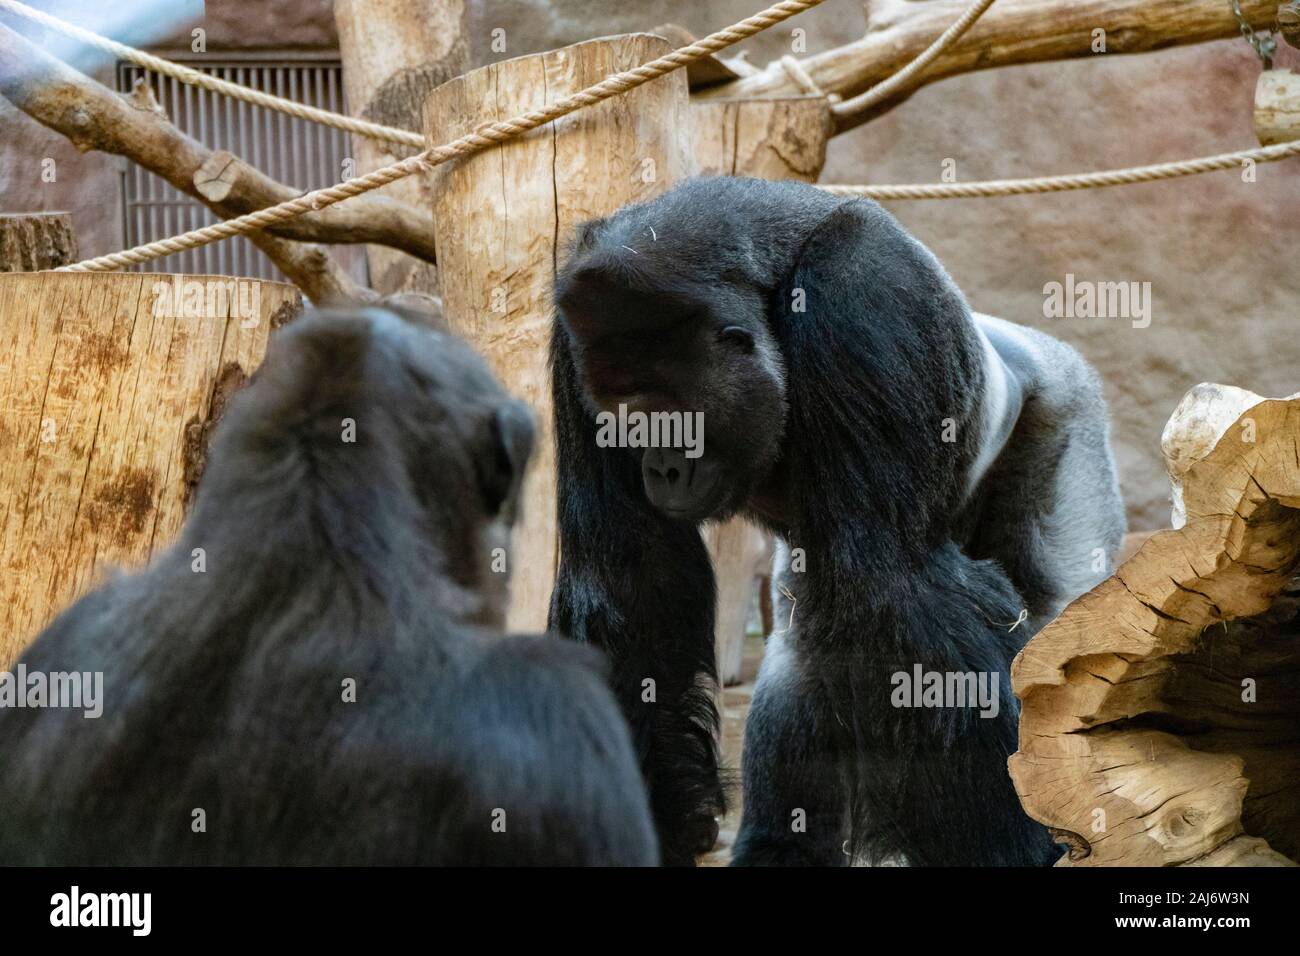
[
  {"left": 0, "top": 272, "right": 302, "bottom": 668},
  {"left": 0, "top": 212, "right": 78, "bottom": 271},
  {"left": 335, "top": 0, "right": 468, "bottom": 295},
  {"left": 423, "top": 34, "right": 695, "bottom": 630},
  {"left": 1009, "top": 385, "right": 1300, "bottom": 866}
]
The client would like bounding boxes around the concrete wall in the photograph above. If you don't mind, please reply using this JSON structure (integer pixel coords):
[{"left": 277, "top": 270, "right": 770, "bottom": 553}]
[{"left": 2, "top": 0, "right": 1296, "bottom": 530}]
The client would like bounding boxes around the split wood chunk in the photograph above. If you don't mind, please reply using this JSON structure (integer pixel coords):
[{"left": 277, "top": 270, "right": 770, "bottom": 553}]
[
  {"left": 0, "top": 272, "right": 301, "bottom": 668},
  {"left": 1010, "top": 387, "right": 1300, "bottom": 866},
  {"left": 0, "top": 212, "right": 78, "bottom": 272},
  {"left": 423, "top": 33, "right": 694, "bottom": 630}
]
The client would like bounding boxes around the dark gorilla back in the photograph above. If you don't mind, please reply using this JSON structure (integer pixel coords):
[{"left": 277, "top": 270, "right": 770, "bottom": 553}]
[{"left": 0, "top": 307, "right": 657, "bottom": 866}]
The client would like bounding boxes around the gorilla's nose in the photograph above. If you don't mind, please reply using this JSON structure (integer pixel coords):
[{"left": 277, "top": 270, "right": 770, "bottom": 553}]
[
  {"left": 641, "top": 448, "right": 718, "bottom": 519},
  {"left": 643, "top": 447, "right": 686, "bottom": 488}
]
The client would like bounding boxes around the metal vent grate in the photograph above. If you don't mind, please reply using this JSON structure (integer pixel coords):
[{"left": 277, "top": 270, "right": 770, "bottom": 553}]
[{"left": 116, "top": 59, "right": 367, "bottom": 283}]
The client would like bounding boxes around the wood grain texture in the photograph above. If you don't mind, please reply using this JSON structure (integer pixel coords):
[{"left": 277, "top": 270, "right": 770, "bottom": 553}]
[
  {"left": 424, "top": 33, "right": 694, "bottom": 630},
  {"left": 0, "top": 272, "right": 301, "bottom": 667},
  {"left": 1010, "top": 389, "right": 1300, "bottom": 866},
  {"left": 0, "top": 212, "right": 78, "bottom": 272},
  {"left": 1256, "top": 69, "right": 1300, "bottom": 146},
  {"left": 692, "top": 95, "right": 832, "bottom": 183}
]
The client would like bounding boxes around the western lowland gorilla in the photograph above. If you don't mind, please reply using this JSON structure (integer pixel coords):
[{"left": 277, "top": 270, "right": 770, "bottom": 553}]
[
  {"left": 0, "top": 306, "right": 657, "bottom": 866},
  {"left": 550, "top": 176, "right": 1125, "bottom": 866}
]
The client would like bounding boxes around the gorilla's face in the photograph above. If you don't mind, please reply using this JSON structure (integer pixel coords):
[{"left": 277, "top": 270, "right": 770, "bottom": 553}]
[{"left": 558, "top": 275, "right": 788, "bottom": 524}]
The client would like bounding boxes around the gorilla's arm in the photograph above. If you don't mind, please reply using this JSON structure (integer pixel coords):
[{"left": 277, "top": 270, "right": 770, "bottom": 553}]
[
  {"left": 734, "top": 200, "right": 1059, "bottom": 866},
  {"left": 548, "top": 326, "right": 725, "bottom": 865}
]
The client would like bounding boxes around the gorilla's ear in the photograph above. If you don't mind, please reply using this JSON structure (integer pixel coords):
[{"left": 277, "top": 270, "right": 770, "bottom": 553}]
[
  {"left": 481, "top": 400, "right": 535, "bottom": 520},
  {"left": 574, "top": 216, "right": 607, "bottom": 253}
]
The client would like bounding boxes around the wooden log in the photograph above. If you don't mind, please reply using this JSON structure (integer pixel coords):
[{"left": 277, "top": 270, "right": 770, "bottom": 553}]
[
  {"left": 696, "top": 0, "right": 1280, "bottom": 131},
  {"left": 334, "top": 0, "right": 468, "bottom": 295},
  {"left": 423, "top": 34, "right": 695, "bottom": 630},
  {"left": 0, "top": 272, "right": 302, "bottom": 668},
  {"left": 1255, "top": 69, "right": 1300, "bottom": 146},
  {"left": 0, "top": 212, "right": 78, "bottom": 271},
  {"left": 1010, "top": 386, "right": 1300, "bottom": 866}
]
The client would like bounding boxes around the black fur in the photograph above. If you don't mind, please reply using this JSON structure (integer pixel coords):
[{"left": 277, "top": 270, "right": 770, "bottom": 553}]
[
  {"left": 550, "top": 177, "right": 1124, "bottom": 866},
  {"left": 0, "top": 307, "right": 657, "bottom": 866}
]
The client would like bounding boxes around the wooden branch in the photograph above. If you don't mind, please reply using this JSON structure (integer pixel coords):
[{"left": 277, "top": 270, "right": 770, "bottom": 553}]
[
  {"left": 1010, "top": 387, "right": 1300, "bottom": 866},
  {"left": 0, "top": 212, "right": 77, "bottom": 270},
  {"left": 0, "top": 20, "right": 434, "bottom": 271},
  {"left": 696, "top": 0, "right": 1281, "bottom": 131}
]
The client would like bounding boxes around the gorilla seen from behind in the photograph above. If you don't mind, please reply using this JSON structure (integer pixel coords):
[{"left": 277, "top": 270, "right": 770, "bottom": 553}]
[
  {"left": 0, "top": 307, "right": 657, "bottom": 866},
  {"left": 551, "top": 176, "right": 1125, "bottom": 866}
]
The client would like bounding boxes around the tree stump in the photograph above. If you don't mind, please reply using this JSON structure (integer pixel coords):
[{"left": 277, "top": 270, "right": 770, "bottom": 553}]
[
  {"left": 1009, "top": 385, "right": 1300, "bottom": 866},
  {"left": 0, "top": 272, "right": 301, "bottom": 668},
  {"left": 692, "top": 95, "right": 832, "bottom": 182},
  {"left": 423, "top": 34, "right": 694, "bottom": 630},
  {"left": 0, "top": 212, "right": 78, "bottom": 272}
]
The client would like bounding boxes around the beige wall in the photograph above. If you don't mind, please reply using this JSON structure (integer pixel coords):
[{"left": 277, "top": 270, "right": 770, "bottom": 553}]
[{"left": 3, "top": 0, "right": 1296, "bottom": 530}]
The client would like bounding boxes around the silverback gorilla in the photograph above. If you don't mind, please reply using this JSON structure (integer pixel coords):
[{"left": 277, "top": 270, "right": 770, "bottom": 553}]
[
  {"left": 550, "top": 177, "right": 1125, "bottom": 866},
  {"left": 0, "top": 307, "right": 657, "bottom": 866}
]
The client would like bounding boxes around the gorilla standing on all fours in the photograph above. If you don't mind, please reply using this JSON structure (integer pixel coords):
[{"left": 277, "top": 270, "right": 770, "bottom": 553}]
[
  {"left": 550, "top": 176, "right": 1125, "bottom": 866},
  {"left": 0, "top": 306, "right": 657, "bottom": 866}
]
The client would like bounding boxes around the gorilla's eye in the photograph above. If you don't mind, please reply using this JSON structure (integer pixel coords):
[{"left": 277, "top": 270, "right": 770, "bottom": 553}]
[{"left": 718, "top": 325, "right": 755, "bottom": 353}]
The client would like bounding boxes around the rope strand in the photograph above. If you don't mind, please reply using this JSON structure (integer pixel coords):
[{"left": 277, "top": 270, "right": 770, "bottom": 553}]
[{"left": 819, "top": 139, "right": 1300, "bottom": 199}]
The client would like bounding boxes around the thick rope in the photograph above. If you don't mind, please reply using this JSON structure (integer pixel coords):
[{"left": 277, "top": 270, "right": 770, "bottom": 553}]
[
  {"left": 819, "top": 139, "right": 1300, "bottom": 199},
  {"left": 53, "top": 0, "right": 824, "bottom": 272},
  {"left": 0, "top": 0, "right": 427, "bottom": 148},
  {"left": 832, "top": 0, "right": 997, "bottom": 118}
]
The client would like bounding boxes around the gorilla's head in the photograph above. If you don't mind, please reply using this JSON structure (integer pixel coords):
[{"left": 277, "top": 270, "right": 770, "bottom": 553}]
[
  {"left": 203, "top": 305, "right": 534, "bottom": 628},
  {"left": 556, "top": 200, "right": 788, "bottom": 523}
]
